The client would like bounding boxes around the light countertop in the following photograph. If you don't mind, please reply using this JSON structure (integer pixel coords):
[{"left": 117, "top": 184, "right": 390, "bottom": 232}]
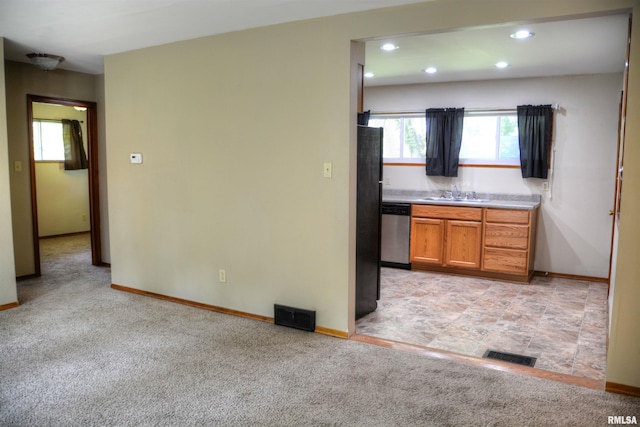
[{"left": 382, "top": 190, "right": 541, "bottom": 210}]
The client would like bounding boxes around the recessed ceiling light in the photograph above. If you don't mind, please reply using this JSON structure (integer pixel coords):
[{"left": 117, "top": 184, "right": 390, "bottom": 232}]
[
  {"left": 380, "top": 43, "right": 399, "bottom": 51},
  {"left": 424, "top": 67, "right": 437, "bottom": 74},
  {"left": 510, "top": 30, "right": 534, "bottom": 39},
  {"left": 364, "top": 72, "right": 375, "bottom": 78},
  {"left": 495, "top": 61, "right": 510, "bottom": 69}
]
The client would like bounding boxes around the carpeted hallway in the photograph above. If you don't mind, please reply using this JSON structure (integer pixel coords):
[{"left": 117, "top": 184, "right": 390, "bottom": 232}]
[{"left": 1, "top": 235, "right": 638, "bottom": 426}]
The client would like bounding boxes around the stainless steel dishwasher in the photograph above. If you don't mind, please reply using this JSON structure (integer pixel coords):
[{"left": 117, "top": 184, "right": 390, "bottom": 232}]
[{"left": 380, "top": 203, "right": 411, "bottom": 269}]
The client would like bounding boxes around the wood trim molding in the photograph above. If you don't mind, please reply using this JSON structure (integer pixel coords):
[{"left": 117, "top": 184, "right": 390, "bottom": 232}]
[
  {"left": 606, "top": 382, "right": 640, "bottom": 398},
  {"left": 351, "top": 333, "right": 604, "bottom": 391},
  {"left": 533, "top": 271, "right": 609, "bottom": 284},
  {"left": 40, "top": 231, "right": 91, "bottom": 239},
  {"left": 110, "top": 283, "right": 344, "bottom": 337},
  {"left": 111, "top": 283, "right": 273, "bottom": 323},
  {"left": 315, "top": 326, "right": 348, "bottom": 339},
  {"left": 26, "top": 94, "right": 102, "bottom": 273},
  {"left": 0, "top": 301, "right": 20, "bottom": 311}
]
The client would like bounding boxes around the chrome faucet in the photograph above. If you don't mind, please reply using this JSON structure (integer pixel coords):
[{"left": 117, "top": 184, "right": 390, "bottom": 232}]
[{"left": 451, "top": 184, "right": 461, "bottom": 199}]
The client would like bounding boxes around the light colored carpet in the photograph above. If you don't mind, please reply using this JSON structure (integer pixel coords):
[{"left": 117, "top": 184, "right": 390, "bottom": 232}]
[{"left": 1, "top": 234, "right": 638, "bottom": 426}]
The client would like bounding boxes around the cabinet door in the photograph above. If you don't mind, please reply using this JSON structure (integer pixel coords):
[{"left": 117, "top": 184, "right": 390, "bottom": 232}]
[
  {"left": 445, "top": 220, "right": 482, "bottom": 269},
  {"left": 410, "top": 218, "right": 444, "bottom": 265}
]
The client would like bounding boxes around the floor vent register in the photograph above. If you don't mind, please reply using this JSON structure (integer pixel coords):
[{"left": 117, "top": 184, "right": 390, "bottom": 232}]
[
  {"left": 482, "top": 349, "right": 537, "bottom": 367},
  {"left": 274, "top": 304, "right": 316, "bottom": 332}
]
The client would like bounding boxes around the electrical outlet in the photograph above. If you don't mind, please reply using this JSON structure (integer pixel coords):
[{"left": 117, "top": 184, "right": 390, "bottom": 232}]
[
  {"left": 542, "top": 182, "right": 549, "bottom": 191},
  {"left": 384, "top": 177, "right": 390, "bottom": 186},
  {"left": 14, "top": 161, "right": 22, "bottom": 172},
  {"left": 219, "top": 269, "right": 226, "bottom": 283}
]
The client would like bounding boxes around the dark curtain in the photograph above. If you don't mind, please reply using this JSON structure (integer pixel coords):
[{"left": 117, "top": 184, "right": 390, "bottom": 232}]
[
  {"left": 357, "top": 110, "right": 370, "bottom": 126},
  {"left": 517, "top": 105, "right": 553, "bottom": 179},
  {"left": 62, "top": 119, "right": 88, "bottom": 170},
  {"left": 425, "top": 108, "right": 465, "bottom": 177}
]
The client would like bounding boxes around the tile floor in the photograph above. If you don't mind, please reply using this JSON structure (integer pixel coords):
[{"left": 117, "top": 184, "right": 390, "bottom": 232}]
[{"left": 356, "top": 268, "right": 609, "bottom": 382}]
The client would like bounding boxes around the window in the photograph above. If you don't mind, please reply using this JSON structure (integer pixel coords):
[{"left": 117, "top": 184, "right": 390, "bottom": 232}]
[
  {"left": 459, "top": 112, "right": 519, "bottom": 165},
  {"left": 33, "top": 120, "right": 64, "bottom": 161},
  {"left": 369, "top": 115, "right": 426, "bottom": 163},
  {"left": 371, "top": 111, "right": 520, "bottom": 166}
]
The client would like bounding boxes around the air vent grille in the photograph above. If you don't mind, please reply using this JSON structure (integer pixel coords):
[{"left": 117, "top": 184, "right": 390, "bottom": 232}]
[
  {"left": 483, "top": 349, "right": 537, "bottom": 367},
  {"left": 274, "top": 304, "right": 316, "bottom": 332}
]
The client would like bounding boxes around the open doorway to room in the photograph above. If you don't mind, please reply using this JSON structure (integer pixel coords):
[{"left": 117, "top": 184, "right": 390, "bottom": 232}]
[
  {"left": 352, "top": 13, "right": 630, "bottom": 387},
  {"left": 27, "top": 95, "right": 102, "bottom": 276}
]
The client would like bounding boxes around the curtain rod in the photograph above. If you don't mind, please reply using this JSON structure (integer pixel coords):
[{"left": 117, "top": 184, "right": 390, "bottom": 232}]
[
  {"left": 34, "top": 118, "right": 84, "bottom": 123},
  {"left": 370, "top": 104, "right": 560, "bottom": 115}
]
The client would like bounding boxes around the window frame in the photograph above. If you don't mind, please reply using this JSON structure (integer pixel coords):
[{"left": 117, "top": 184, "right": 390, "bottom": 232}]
[
  {"left": 369, "top": 113, "right": 427, "bottom": 165},
  {"left": 371, "top": 109, "right": 522, "bottom": 168},
  {"left": 458, "top": 110, "right": 520, "bottom": 167}
]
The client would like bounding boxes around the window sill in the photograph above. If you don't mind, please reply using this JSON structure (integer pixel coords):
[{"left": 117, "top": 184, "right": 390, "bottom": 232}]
[{"left": 384, "top": 162, "right": 520, "bottom": 169}]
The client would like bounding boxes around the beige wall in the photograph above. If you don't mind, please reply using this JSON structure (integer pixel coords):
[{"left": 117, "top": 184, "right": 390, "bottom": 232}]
[
  {"left": 103, "top": 0, "right": 639, "bottom": 388},
  {"left": 35, "top": 162, "right": 90, "bottom": 237},
  {"left": 0, "top": 38, "right": 18, "bottom": 306},
  {"left": 4, "top": 61, "right": 104, "bottom": 276}
]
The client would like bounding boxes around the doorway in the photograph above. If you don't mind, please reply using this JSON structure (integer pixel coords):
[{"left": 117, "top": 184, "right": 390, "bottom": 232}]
[{"left": 27, "top": 95, "right": 102, "bottom": 276}]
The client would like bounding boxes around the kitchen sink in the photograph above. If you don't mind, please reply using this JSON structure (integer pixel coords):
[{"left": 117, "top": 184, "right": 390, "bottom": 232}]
[{"left": 422, "top": 196, "right": 490, "bottom": 203}]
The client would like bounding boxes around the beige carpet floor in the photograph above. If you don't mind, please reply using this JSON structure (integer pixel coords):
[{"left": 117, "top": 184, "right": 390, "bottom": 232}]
[{"left": 1, "top": 235, "right": 638, "bottom": 426}]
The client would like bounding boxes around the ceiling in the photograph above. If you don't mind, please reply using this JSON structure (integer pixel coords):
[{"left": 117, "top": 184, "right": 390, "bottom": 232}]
[
  {"left": 0, "top": 1, "right": 630, "bottom": 86},
  {"left": 365, "top": 13, "right": 630, "bottom": 86},
  {"left": 0, "top": 0, "right": 426, "bottom": 75}
]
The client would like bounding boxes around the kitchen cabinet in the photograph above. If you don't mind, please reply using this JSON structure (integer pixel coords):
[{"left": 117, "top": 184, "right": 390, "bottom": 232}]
[
  {"left": 410, "top": 203, "right": 538, "bottom": 282},
  {"left": 410, "top": 205, "right": 482, "bottom": 270},
  {"left": 410, "top": 217, "right": 444, "bottom": 264},
  {"left": 482, "top": 208, "right": 538, "bottom": 280}
]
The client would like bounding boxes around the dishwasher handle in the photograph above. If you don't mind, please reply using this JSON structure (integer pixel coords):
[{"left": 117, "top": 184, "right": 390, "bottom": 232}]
[{"left": 381, "top": 203, "right": 411, "bottom": 216}]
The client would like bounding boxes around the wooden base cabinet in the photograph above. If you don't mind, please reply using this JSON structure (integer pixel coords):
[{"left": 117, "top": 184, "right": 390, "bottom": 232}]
[
  {"left": 481, "top": 208, "right": 538, "bottom": 280},
  {"left": 410, "top": 205, "right": 482, "bottom": 270},
  {"left": 410, "top": 204, "right": 538, "bottom": 282}
]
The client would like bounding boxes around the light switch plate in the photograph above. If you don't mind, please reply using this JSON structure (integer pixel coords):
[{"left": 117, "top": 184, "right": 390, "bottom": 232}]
[
  {"left": 323, "top": 162, "right": 332, "bottom": 178},
  {"left": 130, "top": 153, "right": 143, "bottom": 164}
]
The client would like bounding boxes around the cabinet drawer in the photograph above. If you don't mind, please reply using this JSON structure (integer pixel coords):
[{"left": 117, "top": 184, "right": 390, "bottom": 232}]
[
  {"left": 484, "top": 224, "right": 529, "bottom": 249},
  {"left": 412, "top": 205, "right": 482, "bottom": 221},
  {"left": 482, "top": 247, "right": 527, "bottom": 274},
  {"left": 485, "top": 209, "right": 530, "bottom": 224}
]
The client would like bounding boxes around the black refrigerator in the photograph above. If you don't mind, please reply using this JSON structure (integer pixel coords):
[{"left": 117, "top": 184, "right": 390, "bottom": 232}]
[{"left": 355, "top": 125, "right": 383, "bottom": 320}]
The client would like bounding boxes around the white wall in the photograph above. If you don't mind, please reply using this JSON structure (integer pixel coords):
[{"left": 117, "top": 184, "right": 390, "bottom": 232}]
[
  {"left": 366, "top": 74, "right": 621, "bottom": 278},
  {"left": 0, "top": 38, "right": 18, "bottom": 306}
]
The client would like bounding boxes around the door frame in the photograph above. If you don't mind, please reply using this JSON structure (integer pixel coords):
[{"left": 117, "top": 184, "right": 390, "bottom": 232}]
[{"left": 27, "top": 94, "right": 102, "bottom": 275}]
